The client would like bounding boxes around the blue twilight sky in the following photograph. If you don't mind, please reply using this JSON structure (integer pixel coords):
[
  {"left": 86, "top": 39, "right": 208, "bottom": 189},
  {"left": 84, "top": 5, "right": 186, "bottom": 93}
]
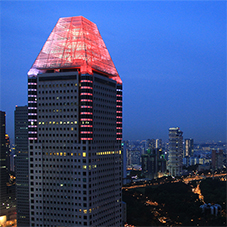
[{"left": 0, "top": 1, "right": 226, "bottom": 143}]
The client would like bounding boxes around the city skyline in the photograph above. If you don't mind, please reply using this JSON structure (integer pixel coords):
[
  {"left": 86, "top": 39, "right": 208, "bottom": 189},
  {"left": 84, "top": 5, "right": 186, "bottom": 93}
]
[{"left": 1, "top": 1, "right": 226, "bottom": 143}]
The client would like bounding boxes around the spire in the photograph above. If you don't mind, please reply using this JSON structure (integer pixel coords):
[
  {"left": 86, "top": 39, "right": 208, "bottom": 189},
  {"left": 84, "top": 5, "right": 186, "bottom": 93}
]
[{"left": 28, "top": 16, "right": 122, "bottom": 84}]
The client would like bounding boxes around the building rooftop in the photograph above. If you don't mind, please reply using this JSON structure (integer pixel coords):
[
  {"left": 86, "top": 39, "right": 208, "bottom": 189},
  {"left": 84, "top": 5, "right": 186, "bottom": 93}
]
[{"left": 28, "top": 16, "right": 122, "bottom": 84}]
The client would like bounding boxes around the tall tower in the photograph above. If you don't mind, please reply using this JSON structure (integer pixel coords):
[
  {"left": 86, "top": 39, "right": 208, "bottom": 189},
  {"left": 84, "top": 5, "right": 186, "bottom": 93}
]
[
  {"left": 184, "top": 138, "right": 194, "bottom": 158},
  {"left": 167, "top": 127, "right": 183, "bottom": 176},
  {"left": 15, "top": 106, "right": 29, "bottom": 226},
  {"left": 27, "top": 16, "right": 123, "bottom": 226},
  {"left": 0, "top": 111, "right": 8, "bottom": 215}
]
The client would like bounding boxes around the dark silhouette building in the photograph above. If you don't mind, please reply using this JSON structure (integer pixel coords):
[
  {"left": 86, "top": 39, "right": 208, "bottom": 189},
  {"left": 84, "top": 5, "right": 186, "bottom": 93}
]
[
  {"left": 0, "top": 111, "right": 8, "bottom": 215},
  {"left": 14, "top": 106, "right": 29, "bottom": 226}
]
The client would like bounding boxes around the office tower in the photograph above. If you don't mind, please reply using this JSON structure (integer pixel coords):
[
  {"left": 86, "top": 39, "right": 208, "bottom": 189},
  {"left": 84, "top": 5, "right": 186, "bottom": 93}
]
[
  {"left": 122, "top": 141, "right": 127, "bottom": 185},
  {"left": 5, "top": 134, "right": 10, "bottom": 173},
  {"left": 27, "top": 16, "right": 122, "bottom": 226},
  {"left": 212, "top": 150, "right": 223, "bottom": 170},
  {"left": 167, "top": 127, "right": 183, "bottom": 176},
  {"left": 0, "top": 111, "right": 8, "bottom": 215},
  {"left": 145, "top": 139, "right": 155, "bottom": 151},
  {"left": 141, "top": 148, "right": 158, "bottom": 179},
  {"left": 155, "top": 139, "right": 162, "bottom": 149},
  {"left": 184, "top": 138, "right": 194, "bottom": 158},
  {"left": 15, "top": 106, "right": 29, "bottom": 226},
  {"left": 184, "top": 138, "right": 194, "bottom": 167}
]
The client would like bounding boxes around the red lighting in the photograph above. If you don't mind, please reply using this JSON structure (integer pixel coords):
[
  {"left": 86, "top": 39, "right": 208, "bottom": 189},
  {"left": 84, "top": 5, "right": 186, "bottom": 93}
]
[
  {"left": 81, "top": 86, "right": 93, "bottom": 89},
  {"left": 81, "top": 99, "right": 92, "bottom": 102},
  {"left": 28, "top": 16, "right": 122, "bottom": 84},
  {"left": 81, "top": 93, "right": 93, "bottom": 96}
]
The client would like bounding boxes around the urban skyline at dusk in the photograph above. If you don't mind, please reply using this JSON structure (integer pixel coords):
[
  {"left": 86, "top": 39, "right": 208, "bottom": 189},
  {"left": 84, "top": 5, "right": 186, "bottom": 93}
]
[{"left": 1, "top": 1, "right": 226, "bottom": 143}]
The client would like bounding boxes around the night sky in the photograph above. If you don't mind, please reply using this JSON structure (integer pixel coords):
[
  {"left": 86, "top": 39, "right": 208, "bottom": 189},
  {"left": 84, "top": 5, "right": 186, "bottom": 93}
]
[{"left": 0, "top": 1, "right": 226, "bottom": 143}]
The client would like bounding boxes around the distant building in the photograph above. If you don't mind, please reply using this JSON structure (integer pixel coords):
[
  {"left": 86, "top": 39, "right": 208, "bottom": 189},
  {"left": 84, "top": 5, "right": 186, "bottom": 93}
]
[
  {"left": 184, "top": 138, "right": 194, "bottom": 166},
  {"left": 157, "top": 154, "right": 167, "bottom": 177},
  {"left": 5, "top": 134, "right": 10, "bottom": 174},
  {"left": 145, "top": 139, "right": 156, "bottom": 151},
  {"left": 122, "top": 141, "right": 127, "bottom": 185},
  {"left": 14, "top": 106, "right": 29, "bottom": 226},
  {"left": 212, "top": 150, "right": 224, "bottom": 170},
  {"left": 0, "top": 111, "right": 8, "bottom": 215},
  {"left": 155, "top": 139, "right": 162, "bottom": 149},
  {"left": 184, "top": 138, "right": 194, "bottom": 157},
  {"left": 167, "top": 127, "right": 183, "bottom": 176}
]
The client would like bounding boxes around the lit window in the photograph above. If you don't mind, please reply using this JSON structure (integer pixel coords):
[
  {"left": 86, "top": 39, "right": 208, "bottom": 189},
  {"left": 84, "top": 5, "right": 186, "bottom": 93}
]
[{"left": 83, "top": 152, "right": 86, "bottom": 157}]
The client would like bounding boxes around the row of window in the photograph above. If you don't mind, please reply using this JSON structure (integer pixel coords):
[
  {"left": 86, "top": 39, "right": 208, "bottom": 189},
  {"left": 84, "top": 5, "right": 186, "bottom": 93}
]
[
  {"left": 38, "top": 96, "right": 77, "bottom": 100},
  {"left": 93, "top": 85, "right": 115, "bottom": 93},
  {"left": 38, "top": 89, "right": 77, "bottom": 94},
  {"left": 38, "top": 83, "right": 77, "bottom": 88}
]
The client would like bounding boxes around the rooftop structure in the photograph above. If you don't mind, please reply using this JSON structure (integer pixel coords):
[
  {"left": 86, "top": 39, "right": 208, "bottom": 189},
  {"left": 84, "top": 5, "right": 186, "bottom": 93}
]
[{"left": 28, "top": 16, "right": 122, "bottom": 84}]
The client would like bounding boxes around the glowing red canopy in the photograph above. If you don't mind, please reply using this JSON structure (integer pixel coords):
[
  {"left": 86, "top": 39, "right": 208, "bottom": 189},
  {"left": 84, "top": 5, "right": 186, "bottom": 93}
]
[{"left": 28, "top": 16, "right": 122, "bottom": 84}]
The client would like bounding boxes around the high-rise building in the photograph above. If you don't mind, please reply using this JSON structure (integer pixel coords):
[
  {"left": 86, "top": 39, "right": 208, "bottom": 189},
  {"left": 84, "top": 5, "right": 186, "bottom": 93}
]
[
  {"left": 155, "top": 139, "right": 162, "bottom": 149},
  {"left": 27, "top": 16, "right": 123, "bottom": 226},
  {"left": 5, "top": 134, "right": 10, "bottom": 173},
  {"left": 14, "top": 106, "right": 29, "bottom": 226},
  {"left": 212, "top": 149, "right": 223, "bottom": 170},
  {"left": 0, "top": 111, "right": 8, "bottom": 215},
  {"left": 141, "top": 148, "right": 158, "bottom": 179},
  {"left": 145, "top": 139, "right": 155, "bottom": 151},
  {"left": 184, "top": 138, "right": 194, "bottom": 158},
  {"left": 183, "top": 138, "right": 194, "bottom": 167},
  {"left": 167, "top": 127, "right": 183, "bottom": 176}
]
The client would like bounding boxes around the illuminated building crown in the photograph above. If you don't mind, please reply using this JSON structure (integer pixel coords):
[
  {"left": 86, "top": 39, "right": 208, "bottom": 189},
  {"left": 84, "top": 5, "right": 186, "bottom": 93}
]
[{"left": 28, "top": 16, "right": 122, "bottom": 84}]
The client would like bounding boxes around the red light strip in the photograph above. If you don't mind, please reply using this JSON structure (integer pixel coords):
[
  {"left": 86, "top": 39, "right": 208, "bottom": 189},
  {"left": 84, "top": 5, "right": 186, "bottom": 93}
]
[
  {"left": 81, "top": 112, "right": 92, "bottom": 115},
  {"left": 80, "top": 125, "right": 93, "bottom": 127},
  {"left": 81, "top": 119, "right": 93, "bottom": 121},
  {"left": 81, "top": 86, "right": 93, "bottom": 89},
  {"left": 81, "top": 99, "right": 92, "bottom": 102},
  {"left": 81, "top": 131, "right": 93, "bottom": 134},
  {"left": 81, "top": 93, "right": 93, "bottom": 96},
  {"left": 81, "top": 138, "right": 93, "bottom": 140},
  {"left": 81, "top": 80, "right": 93, "bottom": 83}
]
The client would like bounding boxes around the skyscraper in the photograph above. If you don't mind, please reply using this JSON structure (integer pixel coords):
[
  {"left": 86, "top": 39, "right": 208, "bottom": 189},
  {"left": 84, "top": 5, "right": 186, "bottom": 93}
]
[
  {"left": 167, "top": 127, "right": 183, "bottom": 176},
  {"left": 0, "top": 111, "right": 8, "bottom": 215},
  {"left": 15, "top": 106, "right": 29, "bottom": 226},
  {"left": 184, "top": 138, "right": 194, "bottom": 167},
  {"left": 184, "top": 138, "right": 194, "bottom": 158},
  {"left": 28, "top": 16, "right": 122, "bottom": 226},
  {"left": 155, "top": 139, "right": 162, "bottom": 149}
]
